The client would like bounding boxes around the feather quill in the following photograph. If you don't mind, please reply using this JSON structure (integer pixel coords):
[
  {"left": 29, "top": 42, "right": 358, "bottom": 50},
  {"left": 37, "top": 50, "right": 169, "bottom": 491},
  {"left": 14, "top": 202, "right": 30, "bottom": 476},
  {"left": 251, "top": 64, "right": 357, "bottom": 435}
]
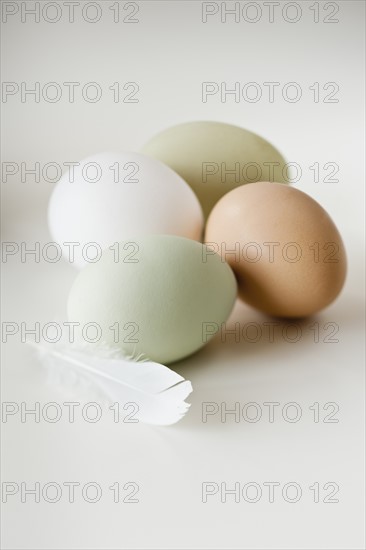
[{"left": 29, "top": 342, "right": 192, "bottom": 425}]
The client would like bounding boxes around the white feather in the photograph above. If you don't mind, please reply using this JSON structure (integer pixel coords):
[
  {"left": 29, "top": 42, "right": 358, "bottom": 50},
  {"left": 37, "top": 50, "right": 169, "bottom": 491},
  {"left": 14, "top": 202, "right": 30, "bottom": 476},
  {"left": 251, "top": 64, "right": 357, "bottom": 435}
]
[{"left": 29, "top": 342, "right": 192, "bottom": 426}]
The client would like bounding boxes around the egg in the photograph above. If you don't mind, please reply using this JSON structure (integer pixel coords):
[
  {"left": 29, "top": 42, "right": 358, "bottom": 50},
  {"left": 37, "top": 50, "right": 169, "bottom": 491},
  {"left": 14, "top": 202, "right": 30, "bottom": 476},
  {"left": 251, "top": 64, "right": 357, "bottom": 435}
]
[
  {"left": 205, "top": 182, "right": 346, "bottom": 318},
  {"left": 67, "top": 235, "right": 237, "bottom": 364},
  {"left": 141, "top": 121, "right": 288, "bottom": 218},
  {"left": 48, "top": 151, "right": 203, "bottom": 268}
]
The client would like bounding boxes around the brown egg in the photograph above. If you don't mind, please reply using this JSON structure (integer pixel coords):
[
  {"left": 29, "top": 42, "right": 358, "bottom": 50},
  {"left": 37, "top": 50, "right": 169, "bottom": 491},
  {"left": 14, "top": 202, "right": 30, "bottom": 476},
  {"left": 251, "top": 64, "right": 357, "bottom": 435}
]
[{"left": 204, "top": 182, "right": 347, "bottom": 318}]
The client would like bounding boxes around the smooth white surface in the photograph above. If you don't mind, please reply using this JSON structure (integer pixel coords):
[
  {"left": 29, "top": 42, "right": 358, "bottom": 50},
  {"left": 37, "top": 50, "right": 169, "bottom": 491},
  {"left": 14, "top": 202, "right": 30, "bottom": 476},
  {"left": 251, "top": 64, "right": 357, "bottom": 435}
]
[
  {"left": 48, "top": 151, "right": 203, "bottom": 268},
  {"left": 1, "top": 1, "right": 365, "bottom": 549}
]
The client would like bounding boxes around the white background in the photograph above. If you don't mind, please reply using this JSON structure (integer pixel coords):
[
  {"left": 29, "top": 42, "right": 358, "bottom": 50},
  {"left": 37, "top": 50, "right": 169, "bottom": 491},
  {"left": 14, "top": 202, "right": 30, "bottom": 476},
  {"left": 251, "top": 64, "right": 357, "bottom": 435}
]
[{"left": 1, "top": 1, "right": 365, "bottom": 548}]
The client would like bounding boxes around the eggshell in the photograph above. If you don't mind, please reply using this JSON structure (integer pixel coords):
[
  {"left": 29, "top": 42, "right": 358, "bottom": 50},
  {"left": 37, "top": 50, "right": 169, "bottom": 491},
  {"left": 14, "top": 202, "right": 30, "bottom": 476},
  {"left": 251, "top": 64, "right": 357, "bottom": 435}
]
[
  {"left": 205, "top": 182, "right": 347, "bottom": 318},
  {"left": 67, "top": 235, "right": 237, "bottom": 364},
  {"left": 48, "top": 151, "right": 203, "bottom": 268},
  {"left": 141, "top": 121, "right": 287, "bottom": 218}
]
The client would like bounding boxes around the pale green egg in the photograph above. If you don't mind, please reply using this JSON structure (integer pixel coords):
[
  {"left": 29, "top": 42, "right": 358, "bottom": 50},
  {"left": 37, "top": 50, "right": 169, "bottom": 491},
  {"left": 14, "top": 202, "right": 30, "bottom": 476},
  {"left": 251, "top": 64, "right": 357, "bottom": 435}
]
[
  {"left": 141, "top": 121, "right": 288, "bottom": 218},
  {"left": 67, "top": 235, "right": 237, "bottom": 364}
]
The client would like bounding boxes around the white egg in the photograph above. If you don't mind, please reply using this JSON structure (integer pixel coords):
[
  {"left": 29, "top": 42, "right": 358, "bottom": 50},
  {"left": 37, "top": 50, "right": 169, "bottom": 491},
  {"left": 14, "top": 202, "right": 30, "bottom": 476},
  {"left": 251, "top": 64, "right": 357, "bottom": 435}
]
[{"left": 48, "top": 151, "right": 204, "bottom": 268}]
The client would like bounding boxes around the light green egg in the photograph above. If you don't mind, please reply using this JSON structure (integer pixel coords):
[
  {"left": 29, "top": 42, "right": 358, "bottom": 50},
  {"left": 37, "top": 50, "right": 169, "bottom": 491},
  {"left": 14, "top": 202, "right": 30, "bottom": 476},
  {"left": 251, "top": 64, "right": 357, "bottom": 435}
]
[
  {"left": 141, "top": 121, "right": 288, "bottom": 218},
  {"left": 67, "top": 235, "right": 237, "bottom": 364}
]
